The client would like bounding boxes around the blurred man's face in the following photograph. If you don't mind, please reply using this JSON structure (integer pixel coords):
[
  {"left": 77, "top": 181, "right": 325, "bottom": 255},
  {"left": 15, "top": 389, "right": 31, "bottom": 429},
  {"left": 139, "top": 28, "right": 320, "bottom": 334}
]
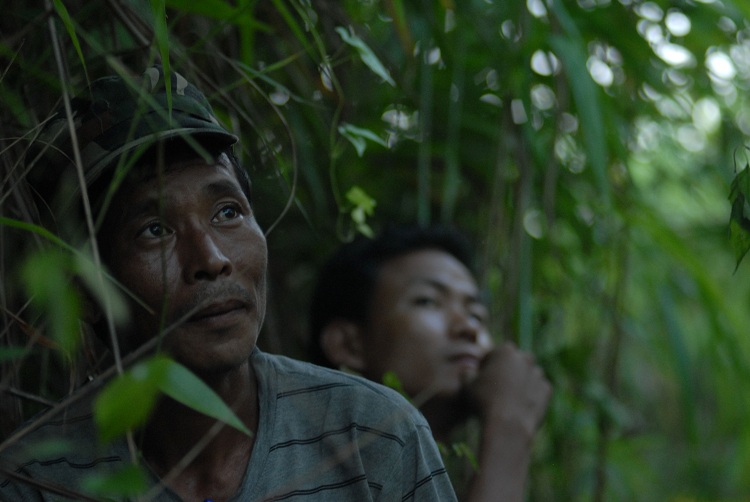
[
  {"left": 105, "top": 155, "right": 267, "bottom": 373},
  {"left": 361, "top": 249, "right": 493, "bottom": 400}
]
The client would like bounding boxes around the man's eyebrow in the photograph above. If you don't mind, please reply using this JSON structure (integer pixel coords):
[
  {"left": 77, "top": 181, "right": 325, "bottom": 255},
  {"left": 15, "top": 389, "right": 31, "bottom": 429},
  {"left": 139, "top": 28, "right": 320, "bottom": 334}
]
[
  {"left": 203, "top": 179, "right": 246, "bottom": 200},
  {"left": 410, "top": 277, "right": 449, "bottom": 292},
  {"left": 409, "top": 277, "right": 483, "bottom": 303},
  {"left": 119, "top": 178, "right": 246, "bottom": 223},
  {"left": 120, "top": 197, "right": 161, "bottom": 225}
]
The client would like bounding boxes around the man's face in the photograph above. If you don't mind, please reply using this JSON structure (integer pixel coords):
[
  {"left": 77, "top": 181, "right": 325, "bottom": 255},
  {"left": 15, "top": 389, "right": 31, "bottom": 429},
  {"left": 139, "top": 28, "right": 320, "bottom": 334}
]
[
  {"left": 361, "top": 249, "right": 493, "bottom": 401},
  {"left": 105, "top": 155, "right": 267, "bottom": 373}
]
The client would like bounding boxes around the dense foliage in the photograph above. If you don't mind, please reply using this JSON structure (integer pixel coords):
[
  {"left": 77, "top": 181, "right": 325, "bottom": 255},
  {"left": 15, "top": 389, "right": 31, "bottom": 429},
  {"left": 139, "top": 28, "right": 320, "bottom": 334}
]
[{"left": 2, "top": 0, "right": 750, "bottom": 500}]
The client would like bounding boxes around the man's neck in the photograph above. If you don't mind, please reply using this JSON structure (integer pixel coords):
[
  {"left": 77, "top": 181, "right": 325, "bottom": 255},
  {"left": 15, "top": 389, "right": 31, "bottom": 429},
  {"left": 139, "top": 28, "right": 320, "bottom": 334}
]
[
  {"left": 419, "top": 394, "right": 471, "bottom": 444},
  {"left": 140, "top": 360, "right": 259, "bottom": 501}
]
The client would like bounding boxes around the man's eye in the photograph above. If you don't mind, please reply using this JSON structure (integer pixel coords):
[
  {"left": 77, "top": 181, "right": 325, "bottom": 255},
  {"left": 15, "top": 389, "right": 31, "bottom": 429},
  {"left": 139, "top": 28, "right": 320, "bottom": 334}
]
[
  {"left": 469, "top": 307, "right": 488, "bottom": 324},
  {"left": 414, "top": 297, "right": 438, "bottom": 307},
  {"left": 214, "top": 204, "right": 243, "bottom": 222},
  {"left": 140, "top": 222, "right": 170, "bottom": 239}
]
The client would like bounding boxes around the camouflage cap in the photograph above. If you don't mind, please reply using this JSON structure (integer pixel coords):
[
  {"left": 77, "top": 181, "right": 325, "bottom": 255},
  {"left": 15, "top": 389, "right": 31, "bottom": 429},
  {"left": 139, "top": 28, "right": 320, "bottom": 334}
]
[{"left": 29, "top": 65, "right": 238, "bottom": 199}]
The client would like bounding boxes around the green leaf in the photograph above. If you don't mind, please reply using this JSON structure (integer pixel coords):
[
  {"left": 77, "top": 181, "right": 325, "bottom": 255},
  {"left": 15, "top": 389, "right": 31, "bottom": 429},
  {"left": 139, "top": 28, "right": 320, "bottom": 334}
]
[
  {"left": 728, "top": 165, "right": 750, "bottom": 269},
  {"left": 338, "top": 122, "right": 388, "bottom": 157},
  {"left": 0, "top": 217, "right": 75, "bottom": 251},
  {"left": 150, "top": 0, "right": 171, "bottom": 113},
  {"left": 729, "top": 162, "right": 750, "bottom": 201},
  {"left": 729, "top": 196, "right": 750, "bottom": 270},
  {"left": 164, "top": 0, "right": 240, "bottom": 20},
  {"left": 548, "top": 1, "right": 609, "bottom": 201},
  {"left": 271, "top": 0, "right": 308, "bottom": 51},
  {"left": 52, "top": 0, "right": 88, "bottom": 83},
  {"left": 451, "top": 442, "right": 479, "bottom": 471},
  {"left": 21, "top": 250, "right": 81, "bottom": 357},
  {"left": 81, "top": 464, "right": 149, "bottom": 498},
  {"left": 346, "top": 186, "right": 377, "bottom": 213},
  {"left": 94, "top": 358, "right": 165, "bottom": 444},
  {"left": 74, "top": 253, "right": 128, "bottom": 326},
  {"left": 94, "top": 355, "right": 252, "bottom": 444},
  {"left": 335, "top": 26, "right": 395, "bottom": 87},
  {"left": 345, "top": 186, "right": 377, "bottom": 237},
  {"left": 158, "top": 358, "right": 252, "bottom": 436},
  {"left": 0, "top": 346, "right": 27, "bottom": 361},
  {"left": 381, "top": 370, "right": 407, "bottom": 399}
]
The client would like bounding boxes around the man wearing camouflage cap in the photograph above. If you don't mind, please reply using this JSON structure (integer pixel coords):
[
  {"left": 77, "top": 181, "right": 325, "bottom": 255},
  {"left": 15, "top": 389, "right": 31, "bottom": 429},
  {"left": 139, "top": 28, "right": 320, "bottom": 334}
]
[{"left": 0, "top": 66, "right": 457, "bottom": 501}]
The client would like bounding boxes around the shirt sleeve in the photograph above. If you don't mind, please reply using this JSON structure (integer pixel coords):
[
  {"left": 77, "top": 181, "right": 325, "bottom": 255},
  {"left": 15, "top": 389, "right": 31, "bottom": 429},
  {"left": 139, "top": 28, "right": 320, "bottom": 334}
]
[{"left": 379, "top": 422, "right": 458, "bottom": 501}]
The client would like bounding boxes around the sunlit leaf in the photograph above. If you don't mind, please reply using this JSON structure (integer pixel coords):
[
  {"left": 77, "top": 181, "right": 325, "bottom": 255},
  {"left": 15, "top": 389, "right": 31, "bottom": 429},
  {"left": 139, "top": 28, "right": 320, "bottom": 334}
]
[
  {"left": 335, "top": 26, "right": 395, "bottom": 87},
  {"left": 345, "top": 186, "right": 377, "bottom": 237}
]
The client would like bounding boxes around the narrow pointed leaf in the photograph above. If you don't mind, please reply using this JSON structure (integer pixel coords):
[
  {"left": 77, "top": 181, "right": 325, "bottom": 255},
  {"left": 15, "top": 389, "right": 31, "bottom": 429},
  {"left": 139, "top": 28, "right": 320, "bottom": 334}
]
[{"left": 336, "top": 26, "right": 395, "bottom": 87}]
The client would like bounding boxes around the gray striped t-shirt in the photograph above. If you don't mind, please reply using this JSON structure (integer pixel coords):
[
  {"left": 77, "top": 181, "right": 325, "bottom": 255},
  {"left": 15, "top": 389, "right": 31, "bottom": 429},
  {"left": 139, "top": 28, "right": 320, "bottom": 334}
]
[{"left": 0, "top": 349, "right": 456, "bottom": 501}]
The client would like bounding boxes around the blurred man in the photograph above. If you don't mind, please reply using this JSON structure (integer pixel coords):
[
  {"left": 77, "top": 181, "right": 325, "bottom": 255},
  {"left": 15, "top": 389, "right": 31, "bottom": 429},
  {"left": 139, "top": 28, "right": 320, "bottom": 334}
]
[{"left": 310, "top": 225, "right": 552, "bottom": 501}]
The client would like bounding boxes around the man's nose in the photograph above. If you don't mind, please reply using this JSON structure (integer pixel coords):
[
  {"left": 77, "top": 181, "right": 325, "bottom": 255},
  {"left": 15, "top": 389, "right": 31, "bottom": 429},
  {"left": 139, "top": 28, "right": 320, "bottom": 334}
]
[
  {"left": 182, "top": 230, "right": 232, "bottom": 283},
  {"left": 449, "top": 307, "right": 481, "bottom": 343}
]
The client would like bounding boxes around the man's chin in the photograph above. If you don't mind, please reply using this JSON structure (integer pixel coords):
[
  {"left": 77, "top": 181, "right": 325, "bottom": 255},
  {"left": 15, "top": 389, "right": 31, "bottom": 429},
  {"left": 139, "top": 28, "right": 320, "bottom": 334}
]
[
  {"left": 458, "top": 367, "right": 480, "bottom": 387},
  {"left": 170, "top": 348, "right": 252, "bottom": 376}
]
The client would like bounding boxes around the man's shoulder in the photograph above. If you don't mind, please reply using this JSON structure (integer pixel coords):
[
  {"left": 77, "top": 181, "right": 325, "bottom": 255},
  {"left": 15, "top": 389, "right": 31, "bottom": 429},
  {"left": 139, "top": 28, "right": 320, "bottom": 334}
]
[
  {"left": 1, "top": 393, "right": 101, "bottom": 456},
  {"left": 0, "top": 390, "right": 128, "bottom": 499},
  {"left": 254, "top": 350, "right": 427, "bottom": 426}
]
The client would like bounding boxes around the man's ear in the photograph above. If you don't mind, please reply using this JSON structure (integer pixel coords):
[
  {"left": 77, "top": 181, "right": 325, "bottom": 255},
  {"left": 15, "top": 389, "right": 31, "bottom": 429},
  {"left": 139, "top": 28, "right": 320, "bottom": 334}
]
[{"left": 320, "top": 319, "right": 366, "bottom": 372}]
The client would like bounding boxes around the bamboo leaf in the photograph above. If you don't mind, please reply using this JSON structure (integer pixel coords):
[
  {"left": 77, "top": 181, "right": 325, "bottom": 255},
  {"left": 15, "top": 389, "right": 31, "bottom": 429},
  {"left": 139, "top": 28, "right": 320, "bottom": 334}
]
[
  {"left": 21, "top": 250, "right": 81, "bottom": 357},
  {"left": 548, "top": 1, "right": 609, "bottom": 201},
  {"left": 150, "top": 0, "right": 171, "bottom": 112},
  {"left": 74, "top": 253, "right": 129, "bottom": 326},
  {"left": 0, "top": 217, "right": 75, "bottom": 251},
  {"left": 164, "top": 0, "right": 241, "bottom": 20},
  {"left": 94, "top": 358, "right": 165, "bottom": 444},
  {"left": 338, "top": 122, "right": 388, "bottom": 157},
  {"left": 729, "top": 195, "right": 750, "bottom": 270},
  {"left": 95, "top": 355, "right": 253, "bottom": 444},
  {"left": 157, "top": 358, "right": 252, "bottom": 436},
  {"left": 728, "top": 165, "right": 750, "bottom": 269},
  {"left": 52, "top": 0, "right": 88, "bottom": 83},
  {"left": 335, "top": 26, "right": 395, "bottom": 87},
  {"left": 270, "top": 0, "right": 307, "bottom": 50}
]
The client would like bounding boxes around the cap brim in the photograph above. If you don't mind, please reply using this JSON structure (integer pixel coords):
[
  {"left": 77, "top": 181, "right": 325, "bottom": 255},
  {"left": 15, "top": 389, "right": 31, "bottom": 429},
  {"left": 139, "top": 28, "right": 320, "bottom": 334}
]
[{"left": 83, "top": 127, "right": 238, "bottom": 186}]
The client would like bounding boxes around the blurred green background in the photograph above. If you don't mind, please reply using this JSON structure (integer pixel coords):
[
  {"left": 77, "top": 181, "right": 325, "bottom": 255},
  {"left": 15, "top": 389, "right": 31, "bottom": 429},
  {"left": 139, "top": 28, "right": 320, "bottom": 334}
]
[{"left": 2, "top": 0, "right": 750, "bottom": 500}]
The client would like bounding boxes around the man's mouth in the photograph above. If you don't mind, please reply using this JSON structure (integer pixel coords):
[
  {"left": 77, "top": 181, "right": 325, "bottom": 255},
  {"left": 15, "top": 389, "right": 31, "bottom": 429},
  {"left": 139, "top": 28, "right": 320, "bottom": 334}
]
[
  {"left": 447, "top": 352, "right": 483, "bottom": 370},
  {"left": 188, "top": 299, "right": 249, "bottom": 323}
]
